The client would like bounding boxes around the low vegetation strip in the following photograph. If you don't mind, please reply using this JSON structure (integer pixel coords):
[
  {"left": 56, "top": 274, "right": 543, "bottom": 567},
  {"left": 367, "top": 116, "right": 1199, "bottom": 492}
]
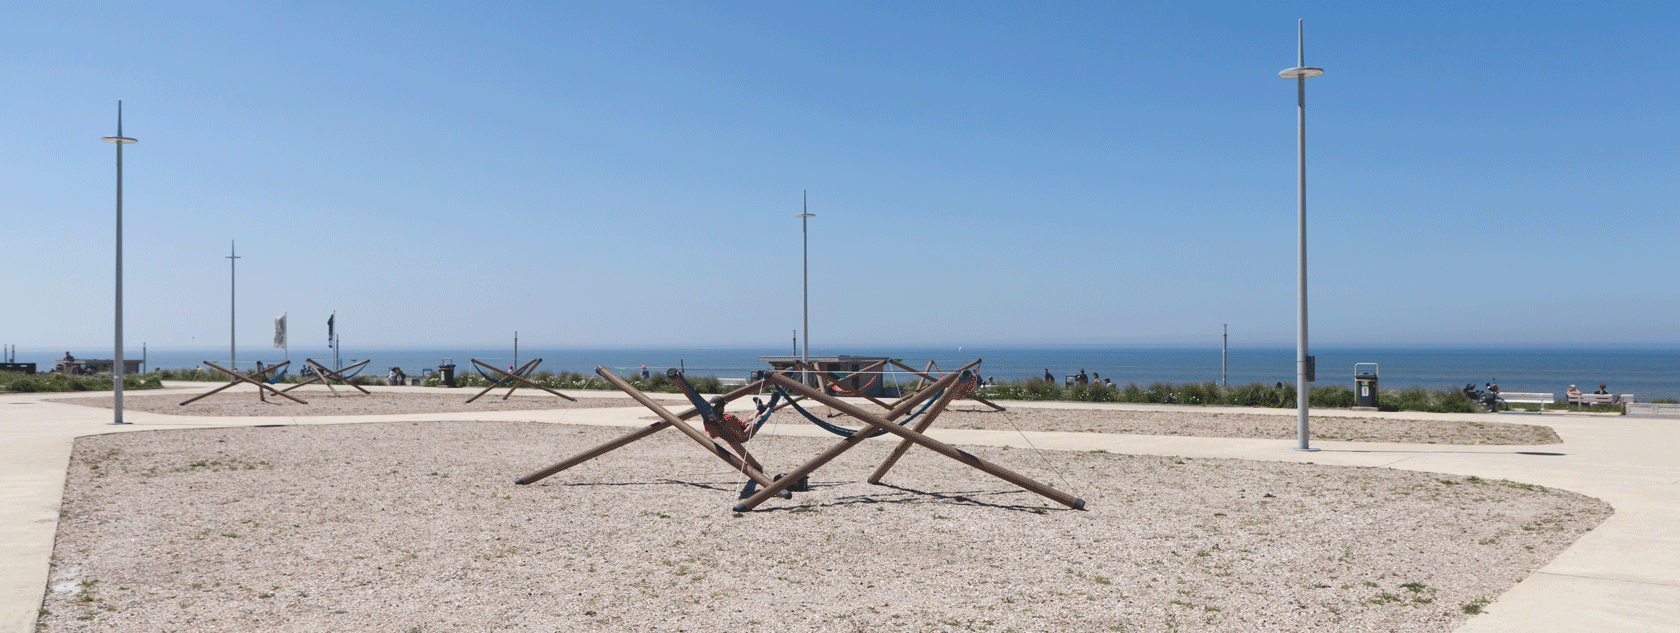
[
  {"left": 40, "top": 421, "right": 1608, "bottom": 632},
  {"left": 0, "top": 371, "right": 160, "bottom": 393},
  {"left": 980, "top": 380, "right": 1487, "bottom": 413}
]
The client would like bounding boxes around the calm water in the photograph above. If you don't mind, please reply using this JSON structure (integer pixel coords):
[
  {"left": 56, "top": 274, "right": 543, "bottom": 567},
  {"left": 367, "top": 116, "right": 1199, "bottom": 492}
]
[{"left": 48, "top": 345, "right": 1680, "bottom": 401}]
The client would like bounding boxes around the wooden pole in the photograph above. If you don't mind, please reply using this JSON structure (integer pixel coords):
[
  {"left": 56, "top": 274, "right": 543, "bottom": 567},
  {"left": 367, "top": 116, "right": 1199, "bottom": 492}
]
[
  {"left": 867, "top": 372, "right": 969, "bottom": 483},
  {"left": 594, "top": 367, "right": 776, "bottom": 488},
  {"left": 886, "top": 358, "right": 1005, "bottom": 412},
  {"left": 515, "top": 378, "right": 770, "bottom": 485},
  {"left": 795, "top": 359, "right": 893, "bottom": 409},
  {"left": 759, "top": 371, "right": 1083, "bottom": 511},
  {"left": 195, "top": 360, "right": 306, "bottom": 405},
  {"left": 179, "top": 361, "right": 294, "bottom": 405},
  {"left": 468, "top": 358, "right": 576, "bottom": 402},
  {"left": 303, "top": 359, "right": 372, "bottom": 395},
  {"left": 733, "top": 370, "right": 968, "bottom": 511},
  {"left": 465, "top": 358, "right": 539, "bottom": 403}
]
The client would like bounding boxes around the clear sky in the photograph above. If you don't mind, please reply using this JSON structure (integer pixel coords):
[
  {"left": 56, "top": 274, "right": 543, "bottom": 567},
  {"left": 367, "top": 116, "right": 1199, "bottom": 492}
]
[{"left": 3, "top": 1, "right": 1676, "bottom": 352}]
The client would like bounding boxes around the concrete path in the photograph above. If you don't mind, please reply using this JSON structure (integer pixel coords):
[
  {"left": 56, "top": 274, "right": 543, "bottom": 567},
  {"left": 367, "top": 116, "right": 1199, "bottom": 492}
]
[{"left": 3, "top": 383, "right": 1675, "bottom": 632}]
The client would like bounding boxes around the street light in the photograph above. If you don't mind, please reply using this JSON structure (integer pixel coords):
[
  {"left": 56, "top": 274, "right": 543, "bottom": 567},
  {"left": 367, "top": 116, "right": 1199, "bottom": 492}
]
[
  {"left": 101, "top": 102, "right": 137, "bottom": 425},
  {"left": 797, "top": 190, "right": 814, "bottom": 385},
  {"left": 227, "top": 241, "right": 240, "bottom": 372},
  {"left": 1279, "top": 20, "right": 1323, "bottom": 451}
]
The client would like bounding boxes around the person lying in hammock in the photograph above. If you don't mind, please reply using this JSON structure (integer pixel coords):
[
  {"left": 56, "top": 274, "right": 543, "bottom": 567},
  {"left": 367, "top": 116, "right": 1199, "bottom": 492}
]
[{"left": 704, "top": 396, "right": 755, "bottom": 444}]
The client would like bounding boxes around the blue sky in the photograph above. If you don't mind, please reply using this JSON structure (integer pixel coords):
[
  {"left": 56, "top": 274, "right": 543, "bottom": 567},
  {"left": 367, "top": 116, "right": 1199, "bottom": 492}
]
[{"left": 3, "top": 1, "right": 1676, "bottom": 353}]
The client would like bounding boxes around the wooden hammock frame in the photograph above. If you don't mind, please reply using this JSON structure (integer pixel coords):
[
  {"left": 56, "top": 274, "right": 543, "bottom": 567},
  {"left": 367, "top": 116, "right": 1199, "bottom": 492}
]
[
  {"left": 890, "top": 359, "right": 1007, "bottom": 412},
  {"left": 465, "top": 358, "right": 577, "bottom": 403},
  {"left": 179, "top": 360, "right": 303, "bottom": 406},
  {"left": 513, "top": 363, "right": 1083, "bottom": 513},
  {"left": 277, "top": 359, "right": 373, "bottom": 397}
]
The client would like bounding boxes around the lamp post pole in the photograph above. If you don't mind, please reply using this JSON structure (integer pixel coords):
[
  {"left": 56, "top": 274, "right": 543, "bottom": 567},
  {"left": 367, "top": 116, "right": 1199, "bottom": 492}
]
[
  {"left": 227, "top": 242, "right": 240, "bottom": 373},
  {"left": 797, "top": 190, "right": 815, "bottom": 386},
  {"left": 1279, "top": 20, "right": 1324, "bottom": 451},
  {"left": 101, "top": 102, "right": 137, "bottom": 425}
]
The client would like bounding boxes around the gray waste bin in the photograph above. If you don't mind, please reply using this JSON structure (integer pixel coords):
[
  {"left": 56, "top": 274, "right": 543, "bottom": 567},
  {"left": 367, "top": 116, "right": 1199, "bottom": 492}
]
[
  {"left": 1354, "top": 363, "right": 1379, "bottom": 410},
  {"left": 439, "top": 359, "right": 456, "bottom": 388}
]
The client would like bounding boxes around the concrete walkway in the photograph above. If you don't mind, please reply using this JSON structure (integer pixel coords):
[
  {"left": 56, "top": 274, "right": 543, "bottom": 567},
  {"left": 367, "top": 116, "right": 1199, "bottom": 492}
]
[{"left": 3, "top": 384, "right": 1676, "bottom": 632}]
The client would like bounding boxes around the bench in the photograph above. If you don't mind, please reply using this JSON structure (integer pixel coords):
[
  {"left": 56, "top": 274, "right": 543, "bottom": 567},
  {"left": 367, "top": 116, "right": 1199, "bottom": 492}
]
[
  {"left": 1568, "top": 393, "right": 1632, "bottom": 407},
  {"left": 1496, "top": 392, "right": 1554, "bottom": 410}
]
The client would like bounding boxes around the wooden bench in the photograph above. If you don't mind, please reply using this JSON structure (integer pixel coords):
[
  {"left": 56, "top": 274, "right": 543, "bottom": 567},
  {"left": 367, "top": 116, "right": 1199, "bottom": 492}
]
[
  {"left": 1568, "top": 393, "right": 1632, "bottom": 407},
  {"left": 1496, "top": 392, "right": 1554, "bottom": 410}
]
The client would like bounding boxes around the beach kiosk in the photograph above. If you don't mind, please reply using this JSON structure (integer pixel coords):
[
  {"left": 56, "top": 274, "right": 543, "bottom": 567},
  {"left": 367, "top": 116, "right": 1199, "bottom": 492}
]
[{"left": 1354, "top": 363, "right": 1379, "bottom": 411}]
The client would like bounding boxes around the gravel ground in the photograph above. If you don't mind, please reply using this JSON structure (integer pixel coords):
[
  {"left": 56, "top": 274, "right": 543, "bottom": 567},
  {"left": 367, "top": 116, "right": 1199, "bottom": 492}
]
[
  {"left": 41, "top": 420, "right": 1607, "bottom": 632},
  {"left": 48, "top": 391, "right": 638, "bottom": 416},
  {"left": 759, "top": 405, "right": 1562, "bottom": 445}
]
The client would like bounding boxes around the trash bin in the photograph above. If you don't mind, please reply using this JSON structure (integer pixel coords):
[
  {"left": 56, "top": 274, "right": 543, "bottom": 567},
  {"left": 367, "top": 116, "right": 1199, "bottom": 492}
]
[
  {"left": 1354, "top": 363, "right": 1378, "bottom": 410},
  {"left": 439, "top": 359, "right": 456, "bottom": 388}
]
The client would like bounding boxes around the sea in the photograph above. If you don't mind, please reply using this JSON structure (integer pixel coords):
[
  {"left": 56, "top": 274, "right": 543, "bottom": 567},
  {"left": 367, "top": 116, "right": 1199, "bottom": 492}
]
[{"left": 41, "top": 345, "right": 1680, "bottom": 402}]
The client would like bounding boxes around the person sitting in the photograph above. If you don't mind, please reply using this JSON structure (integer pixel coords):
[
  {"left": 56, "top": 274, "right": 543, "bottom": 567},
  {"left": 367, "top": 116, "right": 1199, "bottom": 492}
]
[
  {"left": 387, "top": 368, "right": 401, "bottom": 386},
  {"left": 1043, "top": 369, "right": 1054, "bottom": 383},
  {"left": 1567, "top": 385, "right": 1582, "bottom": 405},
  {"left": 704, "top": 396, "right": 752, "bottom": 444},
  {"left": 1594, "top": 384, "right": 1609, "bottom": 395}
]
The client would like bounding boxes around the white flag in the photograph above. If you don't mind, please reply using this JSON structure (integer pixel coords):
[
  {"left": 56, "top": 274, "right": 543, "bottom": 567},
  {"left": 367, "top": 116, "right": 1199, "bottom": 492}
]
[{"left": 273, "top": 315, "right": 287, "bottom": 349}]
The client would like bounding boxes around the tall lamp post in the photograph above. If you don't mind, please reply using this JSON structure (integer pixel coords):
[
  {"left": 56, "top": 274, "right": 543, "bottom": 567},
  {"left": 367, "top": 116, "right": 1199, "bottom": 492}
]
[
  {"left": 101, "top": 102, "right": 136, "bottom": 425},
  {"left": 796, "top": 190, "right": 814, "bottom": 385},
  {"left": 227, "top": 241, "right": 240, "bottom": 373},
  {"left": 1279, "top": 20, "right": 1323, "bottom": 451}
]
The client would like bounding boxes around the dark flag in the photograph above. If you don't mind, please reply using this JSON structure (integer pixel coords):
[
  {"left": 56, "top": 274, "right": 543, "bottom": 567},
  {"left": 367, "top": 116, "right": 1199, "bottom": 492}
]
[{"left": 327, "top": 314, "right": 335, "bottom": 347}]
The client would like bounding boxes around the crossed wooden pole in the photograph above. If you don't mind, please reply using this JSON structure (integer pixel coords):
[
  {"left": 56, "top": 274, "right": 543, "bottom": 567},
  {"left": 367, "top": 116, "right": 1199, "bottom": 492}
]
[
  {"left": 739, "top": 370, "right": 1081, "bottom": 512},
  {"left": 466, "top": 359, "right": 577, "bottom": 403},
  {"left": 888, "top": 359, "right": 1006, "bottom": 412},
  {"left": 179, "top": 360, "right": 304, "bottom": 406},
  {"left": 514, "top": 362, "right": 1082, "bottom": 513},
  {"left": 515, "top": 367, "right": 780, "bottom": 491},
  {"left": 278, "top": 359, "right": 373, "bottom": 397}
]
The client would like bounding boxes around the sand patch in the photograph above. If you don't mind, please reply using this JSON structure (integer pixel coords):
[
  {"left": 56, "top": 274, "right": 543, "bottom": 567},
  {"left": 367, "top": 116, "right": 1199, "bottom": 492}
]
[{"left": 41, "top": 421, "right": 1605, "bottom": 632}]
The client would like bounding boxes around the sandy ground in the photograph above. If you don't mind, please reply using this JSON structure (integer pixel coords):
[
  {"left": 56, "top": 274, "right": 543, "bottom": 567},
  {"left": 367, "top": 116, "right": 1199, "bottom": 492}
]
[
  {"left": 48, "top": 392, "right": 637, "bottom": 417},
  {"left": 39, "top": 420, "right": 1607, "bottom": 632}
]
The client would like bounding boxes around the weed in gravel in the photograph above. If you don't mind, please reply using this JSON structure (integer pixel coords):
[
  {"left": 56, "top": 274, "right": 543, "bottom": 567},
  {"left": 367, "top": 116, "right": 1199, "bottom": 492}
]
[{"left": 1463, "top": 598, "right": 1491, "bottom": 615}]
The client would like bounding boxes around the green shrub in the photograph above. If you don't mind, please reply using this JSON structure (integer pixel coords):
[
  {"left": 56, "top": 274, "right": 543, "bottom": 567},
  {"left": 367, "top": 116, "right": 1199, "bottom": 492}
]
[
  {"left": 0, "top": 371, "right": 162, "bottom": 393},
  {"left": 1308, "top": 385, "right": 1356, "bottom": 408}
]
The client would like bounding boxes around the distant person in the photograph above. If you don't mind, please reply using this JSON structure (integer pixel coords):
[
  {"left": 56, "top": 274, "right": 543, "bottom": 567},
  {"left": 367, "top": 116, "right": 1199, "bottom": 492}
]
[
  {"left": 1077, "top": 369, "right": 1088, "bottom": 385},
  {"left": 1044, "top": 369, "right": 1053, "bottom": 383},
  {"left": 63, "top": 352, "right": 74, "bottom": 361},
  {"left": 388, "top": 368, "right": 401, "bottom": 386},
  {"left": 1567, "top": 385, "right": 1582, "bottom": 398},
  {"left": 1595, "top": 384, "right": 1609, "bottom": 395},
  {"left": 1103, "top": 378, "right": 1113, "bottom": 387},
  {"left": 641, "top": 365, "right": 650, "bottom": 380}
]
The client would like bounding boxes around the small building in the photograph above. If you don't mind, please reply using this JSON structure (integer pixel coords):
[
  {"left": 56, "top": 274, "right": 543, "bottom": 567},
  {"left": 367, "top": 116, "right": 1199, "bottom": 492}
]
[{"left": 758, "top": 355, "right": 891, "bottom": 398}]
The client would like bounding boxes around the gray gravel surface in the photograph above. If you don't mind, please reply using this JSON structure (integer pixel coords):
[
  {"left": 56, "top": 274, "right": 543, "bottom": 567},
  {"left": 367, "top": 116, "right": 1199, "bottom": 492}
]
[{"left": 40, "top": 420, "right": 1607, "bottom": 632}]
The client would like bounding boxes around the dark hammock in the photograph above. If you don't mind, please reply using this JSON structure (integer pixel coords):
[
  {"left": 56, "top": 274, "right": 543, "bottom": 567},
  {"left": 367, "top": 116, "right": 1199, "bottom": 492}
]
[
  {"left": 775, "top": 385, "right": 945, "bottom": 439},
  {"left": 667, "top": 369, "right": 783, "bottom": 441}
]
